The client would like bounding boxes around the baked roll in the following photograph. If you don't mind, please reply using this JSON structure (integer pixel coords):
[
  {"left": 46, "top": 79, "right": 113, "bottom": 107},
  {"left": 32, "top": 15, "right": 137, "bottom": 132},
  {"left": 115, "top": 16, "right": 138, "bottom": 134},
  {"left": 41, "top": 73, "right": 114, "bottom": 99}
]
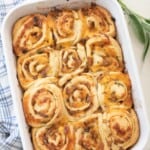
[
  {"left": 48, "top": 10, "right": 82, "bottom": 47},
  {"left": 58, "top": 43, "right": 87, "bottom": 86},
  {"left": 86, "top": 35, "right": 123, "bottom": 72},
  {"left": 99, "top": 108, "right": 139, "bottom": 150},
  {"left": 62, "top": 73, "right": 99, "bottom": 121},
  {"left": 23, "top": 77, "right": 63, "bottom": 127},
  {"left": 32, "top": 123, "right": 75, "bottom": 150},
  {"left": 13, "top": 14, "right": 53, "bottom": 56},
  {"left": 17, "top": 47, "right": 59, "bottom": 89},
  {"left": 74, "top": 114, "right": 109, "bottom": 150},
  {"left": 79, "top": 4, "right": 116, "bottom": 38},
  {"left": 97, "top": 71, "right": 133, "bottom": 110}
]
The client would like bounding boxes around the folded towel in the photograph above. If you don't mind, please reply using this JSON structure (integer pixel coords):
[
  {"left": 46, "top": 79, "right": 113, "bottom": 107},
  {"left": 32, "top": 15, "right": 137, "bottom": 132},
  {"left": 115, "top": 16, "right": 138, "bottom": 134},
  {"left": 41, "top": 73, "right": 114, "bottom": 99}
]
[{"left": 0, "top": 0, "right": 26, "bottom": 149}]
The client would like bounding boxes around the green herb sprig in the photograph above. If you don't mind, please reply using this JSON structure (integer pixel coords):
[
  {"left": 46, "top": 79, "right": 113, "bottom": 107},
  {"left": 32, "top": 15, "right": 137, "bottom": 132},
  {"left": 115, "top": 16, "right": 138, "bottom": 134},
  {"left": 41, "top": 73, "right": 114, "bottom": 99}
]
[{"left": 117, "top": 0, "right": 150, "bottom": 60}]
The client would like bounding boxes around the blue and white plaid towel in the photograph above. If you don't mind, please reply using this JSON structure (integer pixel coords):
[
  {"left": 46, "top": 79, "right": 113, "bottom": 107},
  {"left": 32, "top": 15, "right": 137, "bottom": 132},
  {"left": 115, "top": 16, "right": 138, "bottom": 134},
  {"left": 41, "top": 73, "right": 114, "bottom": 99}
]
[{"left": 0, "top": 0, "right": 27, "bottom": 149}]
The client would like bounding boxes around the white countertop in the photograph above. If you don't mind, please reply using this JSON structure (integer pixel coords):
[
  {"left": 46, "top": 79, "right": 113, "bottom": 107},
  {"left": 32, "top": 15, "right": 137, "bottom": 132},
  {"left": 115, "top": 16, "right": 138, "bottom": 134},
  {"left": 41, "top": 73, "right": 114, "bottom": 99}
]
[{"left": 123, "top": 0, "right": 150, "bottom": 149}]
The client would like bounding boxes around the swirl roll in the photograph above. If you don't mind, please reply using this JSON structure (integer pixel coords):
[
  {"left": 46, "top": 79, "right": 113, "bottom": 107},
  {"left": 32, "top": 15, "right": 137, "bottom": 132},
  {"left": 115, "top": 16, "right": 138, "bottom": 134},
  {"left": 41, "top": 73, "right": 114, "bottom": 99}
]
[
  {"left": 58, "top": 43, "right": 87, "bottom": 86},
  {"left": 62, "top": 73, "right": 99, "bottom": 121},
  {"left": 86, "top": 35, "right": 123, "bottom": 72},
  {"left": 17, "top": 47, "right": 59, "bottom": 89},
  {"left": 23, "top": 77, "right": 63, "bottom": 127},
  {"left": 32, "top": 123, "right": 75, "bottom": 150},
  {"left": 99, "top": 108, "right": 139, "bottom": 149},
  {"left": 48, "top": 10, "right": 82, "bottom": 47},
  {"left": 79, "top": 5, "right": 116, "bottom": 38},
  {"left": 13, "top": 14, "right": 53, "bottom": 56},
  {"left": 74, "top": 114, "right": 109, "bottom": 150},
  {"left": 97, "top": 72, "right": 133, "bottom": 110}
]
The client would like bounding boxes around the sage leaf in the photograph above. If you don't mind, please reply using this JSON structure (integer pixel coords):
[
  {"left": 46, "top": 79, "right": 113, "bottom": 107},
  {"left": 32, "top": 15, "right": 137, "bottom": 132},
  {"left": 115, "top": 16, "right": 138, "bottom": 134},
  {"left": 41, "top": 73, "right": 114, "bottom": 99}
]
[
  {"left": 145, "top": 19, "right": 150, "bottom": 24},
  {"left": 117, "top": 0, "right": 131, "bottom": 15},
  {"left": 143, "top": 33, "right": 150, "bottom": 60},
  {"left": 129, "top": 14, "right": 145, "bottom": 43},
  {"left": 141, "top": 20, "right": 150, "bottom": 32},
  {"left": 118, "top": 0, "right": 150, "bottom": 60}
]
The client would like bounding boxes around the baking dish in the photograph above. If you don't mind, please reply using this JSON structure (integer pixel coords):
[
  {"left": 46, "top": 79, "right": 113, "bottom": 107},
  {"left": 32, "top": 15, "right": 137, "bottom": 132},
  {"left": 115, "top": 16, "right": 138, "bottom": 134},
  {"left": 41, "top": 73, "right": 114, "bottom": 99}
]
[{"left": 1, "top": 0, "right": 150, "bottom": 149}]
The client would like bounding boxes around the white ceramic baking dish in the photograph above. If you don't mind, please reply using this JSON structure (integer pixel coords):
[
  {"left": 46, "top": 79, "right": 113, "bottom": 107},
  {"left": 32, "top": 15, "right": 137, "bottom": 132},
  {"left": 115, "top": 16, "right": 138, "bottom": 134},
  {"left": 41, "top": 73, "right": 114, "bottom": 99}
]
[{"left": 1, "top": 0, "right": 150, "bottom": 149}]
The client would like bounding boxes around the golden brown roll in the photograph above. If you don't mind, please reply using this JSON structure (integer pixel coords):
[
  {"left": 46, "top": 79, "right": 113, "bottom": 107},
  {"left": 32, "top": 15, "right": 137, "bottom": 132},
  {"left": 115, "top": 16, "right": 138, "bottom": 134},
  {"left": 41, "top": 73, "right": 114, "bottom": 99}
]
[
  {"left": 97, "top": 71, "right": 133, "bottom": 110},
  {"left": 17, "top": 47, "right": 59, "bottom": 89},
  {"left": 79, "top": 4, "right": 116, "bottom": 38},
  {"left": 13, "top": 14, "right": 53, "bottom": 56},
  {"left": 99, "top": 108, "right": 139, "bottom": 150},
  {"left": 23, "top": 77, "right": 63, "bottom": 127},
  {"left": 32, "top": 122, "right": 75, "bottom": 150},
  {"left": 48, "top": 9, "right": 82, "bottom": 47},
  {"left": 62, "top": 73, "right": 99, "bottom": 121},
  {"left": 86, "top": 34, "right": 123, "bottom": 72},
  {"left": 74, "top": 114, "right": 109, "bottom": 150},
  {"left": 58, "top": 43, "right": 87, "bottom": 86}
]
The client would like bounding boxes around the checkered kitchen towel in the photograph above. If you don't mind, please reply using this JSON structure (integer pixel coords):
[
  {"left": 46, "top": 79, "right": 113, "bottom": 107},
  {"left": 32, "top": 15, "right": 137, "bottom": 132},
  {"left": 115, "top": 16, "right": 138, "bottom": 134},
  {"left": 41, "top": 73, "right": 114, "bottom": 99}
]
[{"left": 0, "top": 0, "right": 28, "bottom": 149}]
